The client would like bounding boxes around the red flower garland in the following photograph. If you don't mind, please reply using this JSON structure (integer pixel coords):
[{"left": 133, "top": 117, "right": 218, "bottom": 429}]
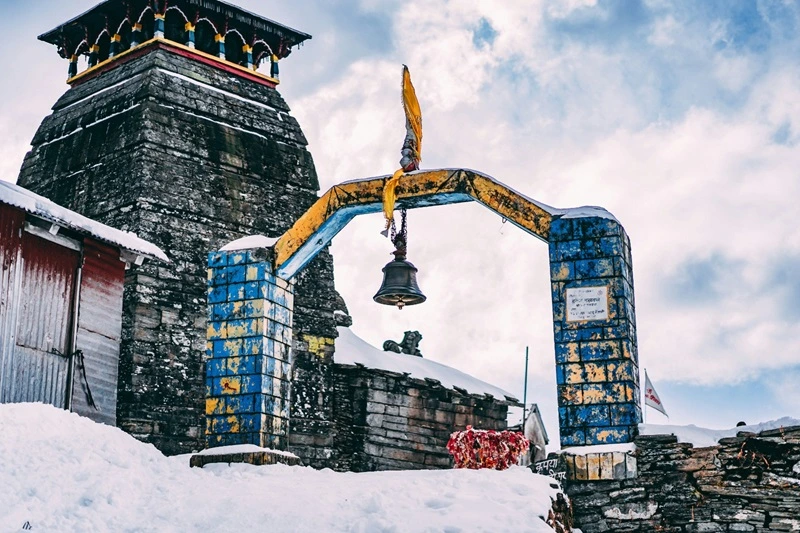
[{"left": 447, "top": 426, "right": 530, "bottom": 470}]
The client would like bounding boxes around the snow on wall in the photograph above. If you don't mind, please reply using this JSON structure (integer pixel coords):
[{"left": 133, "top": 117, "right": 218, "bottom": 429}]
[
  {"left": 220, "top": 234, "right": 279, "bottom": 251},
  {"left": 552, "top": 205, "right": 619, "bottom": 222},
  {"left": 335, "top": 327, "right": 518, "bottom": 402},
  {"left": 0, "top": 180, "right": 168, "bottom": 261}
]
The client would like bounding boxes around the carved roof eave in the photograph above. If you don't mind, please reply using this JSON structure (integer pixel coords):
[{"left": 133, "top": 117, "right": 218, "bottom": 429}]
[{"left": 38, "top": 0, "right": 311, "bottom": 52}]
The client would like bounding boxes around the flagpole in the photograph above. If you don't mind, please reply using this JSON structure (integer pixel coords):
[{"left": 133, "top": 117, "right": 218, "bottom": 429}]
[
  {"left": 522, "top": 346, "right": 529, "bottom": 435},
  {"left": 643, "top": 368, "right": 647, "bottom": 425}
]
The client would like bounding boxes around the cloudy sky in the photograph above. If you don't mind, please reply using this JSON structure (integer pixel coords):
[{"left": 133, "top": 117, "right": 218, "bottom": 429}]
[{"left": 2, "top": 0, "right": 799, "bottom": 441}]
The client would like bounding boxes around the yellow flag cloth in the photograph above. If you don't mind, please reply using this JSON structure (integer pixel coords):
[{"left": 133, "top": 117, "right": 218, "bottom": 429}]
[
  {"left": 382, "top": 168, "right": 405, "bottom": 235},
  {"left": 383, "top": 66, "right": 422, "bottom": 234},
  {"left": 401, "top": 66, "right": 423, "bottom": 158}
]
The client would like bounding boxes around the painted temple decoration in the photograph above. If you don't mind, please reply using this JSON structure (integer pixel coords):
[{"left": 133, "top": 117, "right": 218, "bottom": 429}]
[
  {"left": 205, "top": 169, "right": 642, "bottom": 451},
  {"left": 38, "top": 0, "right": 310, "bottom": 85}
]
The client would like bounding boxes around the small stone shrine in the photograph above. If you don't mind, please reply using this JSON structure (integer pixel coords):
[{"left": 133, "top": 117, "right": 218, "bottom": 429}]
[{"left": 331, "top": 326, "right": 520, "bottom": 471}]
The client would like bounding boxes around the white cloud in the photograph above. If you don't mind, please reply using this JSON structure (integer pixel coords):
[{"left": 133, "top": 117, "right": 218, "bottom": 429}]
[
  {"left": 291, "top": 0, "right": 800, "bottom": 400},
  {"left": 545, "top": 0, "right": 599, "bottom": 20},
  {"left": 648, "top": 15, "right": 679, "bottom": 47}
]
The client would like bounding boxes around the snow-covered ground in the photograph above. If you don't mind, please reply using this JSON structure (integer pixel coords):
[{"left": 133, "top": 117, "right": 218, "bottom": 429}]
[
  {"left": 0, "top": 403, "right": 560, "bottom": 532},
  {"left": 640, "top": 416, "right": 800, "bottom": 447}
]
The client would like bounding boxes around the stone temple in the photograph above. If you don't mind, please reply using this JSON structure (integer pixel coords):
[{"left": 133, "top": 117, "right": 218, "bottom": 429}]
[{"left": 19, "top": 0, "right": 343, "bottom": 460}]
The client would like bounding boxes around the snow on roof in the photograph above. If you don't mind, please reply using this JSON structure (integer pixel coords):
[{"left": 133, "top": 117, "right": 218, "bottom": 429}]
[
  {"left": 559, "top": 442, "right": 637, "bottom": 455},
  {"left": 220, "top": 234, "right": 279, "bottom": 251},
  {"left": 640, "top": 416, "right": 800, "bottom": 448},
  {"left": 195, "top": 444, "right": 298, "bottom": 458},
  {"left": 0, "top": 180, "right": 168, "bottom": 262},
  {"left": 334, "top": 326, "right": 518, "bottom": 402}
]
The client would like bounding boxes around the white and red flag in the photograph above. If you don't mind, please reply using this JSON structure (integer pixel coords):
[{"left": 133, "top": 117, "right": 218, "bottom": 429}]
[{"left": 644, "top": 370, "right": 668, "bottom": 417}]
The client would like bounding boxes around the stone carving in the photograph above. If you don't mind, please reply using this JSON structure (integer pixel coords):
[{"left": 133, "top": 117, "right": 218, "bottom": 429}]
[{"left": 383, "top": 331, "right": 423, "bottom": 357}]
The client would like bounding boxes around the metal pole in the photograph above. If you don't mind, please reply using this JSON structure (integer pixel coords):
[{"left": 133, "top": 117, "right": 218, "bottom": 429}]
[
  {"left": 522, "top": 346, "right": 529, "bottom": 435},
  {"left": 64, "top": 263, "right": 83, "bottom": 412},
  {"left": 642, "top": 368, "right": 646, "bottom": 425}
]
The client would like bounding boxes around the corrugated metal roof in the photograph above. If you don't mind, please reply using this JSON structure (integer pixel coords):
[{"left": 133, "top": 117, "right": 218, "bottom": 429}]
[{"left": 0, "top": 180, "right": 168, "bottom": 262}]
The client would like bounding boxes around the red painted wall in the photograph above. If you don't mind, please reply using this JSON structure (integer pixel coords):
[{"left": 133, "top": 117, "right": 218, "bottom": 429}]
[{"left": 0, "top": 204, "right": 127, "bottom": 425}]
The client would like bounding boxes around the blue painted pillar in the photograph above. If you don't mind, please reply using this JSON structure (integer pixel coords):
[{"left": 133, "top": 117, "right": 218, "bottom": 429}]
[
  {"left": 243, "top": 45, "right": 254, "bottom": 69},
  {"left": 131, "top": 23, "right": 142, "bottom": 47},
  {"left": 549, "top": 213, "right": 641, "bottom": 447},
  {"left": 205, "top": 248, "right": 294, "bottom": 449},
  {"left": 185, "top": 23, "right": 195, "bottom": 48},
  {"left": 270, "top": 54, "right": 279, "bottom": 80},
  {"left": 109, "top": 34, "right": 121, "bottom": 58},
  {"left": 68, "top": 55, "right": 79, "bottom": 79},
  {"left": 88, "top": 45, "right": 100, "bottom": 67},
  {"left": 154, "top": 14, "right": 165, "bottom": 39},
  {"left": 215, "top": 34, "right": 226, "bottom": 58}
]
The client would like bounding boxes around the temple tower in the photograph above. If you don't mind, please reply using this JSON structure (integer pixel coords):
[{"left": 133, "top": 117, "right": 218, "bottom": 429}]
[{"left": 18, "top": 0, "right": 342, "bottom": 462}]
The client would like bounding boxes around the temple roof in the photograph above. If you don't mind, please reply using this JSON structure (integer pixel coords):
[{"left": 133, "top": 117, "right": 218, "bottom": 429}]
[
  {"left": 335, "top": 327, "right": 520, "bottom": 404},
  {"left": 39, "top": 0, "right": 311, "bottom": 49}
]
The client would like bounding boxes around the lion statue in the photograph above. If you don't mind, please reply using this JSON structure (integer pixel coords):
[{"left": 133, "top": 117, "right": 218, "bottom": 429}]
[{"left": 383, "top": 330, "right": 423, "bottom": 357}]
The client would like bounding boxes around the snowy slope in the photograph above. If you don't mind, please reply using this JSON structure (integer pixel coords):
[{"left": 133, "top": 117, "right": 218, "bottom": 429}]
[
  {"left": 0, "top": 403, "right": 558, "bottom": 532},
  {"left": 640, "top": 417, "right": 800, "bottom": 447},
  {"left": 335, "top": 327, "right": 518, "bottom": 401}
]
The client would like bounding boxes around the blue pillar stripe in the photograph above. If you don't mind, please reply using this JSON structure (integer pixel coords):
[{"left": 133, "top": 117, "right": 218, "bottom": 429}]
[
  {"left": 206, "top": 248, "right": 294, "bottom": 450},
  {"left": 550, "top": 216, "right": 641, "bottom": 447}
]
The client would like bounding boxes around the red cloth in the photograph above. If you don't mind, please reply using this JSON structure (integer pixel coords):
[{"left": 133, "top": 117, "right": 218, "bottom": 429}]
[{"left": 447, "top": 426, "right": 530, "bottom": 470}]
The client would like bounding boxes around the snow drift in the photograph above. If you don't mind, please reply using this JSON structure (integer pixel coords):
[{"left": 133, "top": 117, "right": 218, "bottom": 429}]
[{"left": 0, "top": 403, "right": 560, "bottom": 532}]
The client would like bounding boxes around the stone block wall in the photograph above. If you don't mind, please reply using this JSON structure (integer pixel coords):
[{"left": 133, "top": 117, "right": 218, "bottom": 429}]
[
  {"left": 567, "top": 426, "right": 800, "bottom": 531},
  {"left": 17, "top": 48, "right": 342, "bottom": 457},
  {"left": 330, "top": 363, "right": 513, "bottom": 472},
  {"left": 548, "top": 214, "right": 641, "bottom": 446},
  {"left": 205, "top": 248, "right": 293, "bottom": 449}
]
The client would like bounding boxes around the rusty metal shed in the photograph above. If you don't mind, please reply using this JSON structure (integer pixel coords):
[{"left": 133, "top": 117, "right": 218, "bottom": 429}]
[{"left": 0, "top": 180, "right": 167, "bottom": 425}]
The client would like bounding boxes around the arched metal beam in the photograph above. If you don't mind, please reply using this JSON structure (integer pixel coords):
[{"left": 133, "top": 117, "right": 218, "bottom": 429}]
[{"left": 274, "top": 168, "right": 556, "bottom": 279}]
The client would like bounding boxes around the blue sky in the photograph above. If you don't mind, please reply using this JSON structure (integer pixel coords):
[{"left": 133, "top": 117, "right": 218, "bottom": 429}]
[{"left": 2, "top": 0, "right": 799, "bottom": 439}]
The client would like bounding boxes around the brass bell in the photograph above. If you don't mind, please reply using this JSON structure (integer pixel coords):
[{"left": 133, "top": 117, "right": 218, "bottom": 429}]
[{"left": 374, "top": 244, "right": 426, "bottom": 310}]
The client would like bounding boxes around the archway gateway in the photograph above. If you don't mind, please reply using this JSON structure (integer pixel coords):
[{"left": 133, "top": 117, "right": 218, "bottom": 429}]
[{"left": 205, "top": 168, "right": 641, "bottom": 450}]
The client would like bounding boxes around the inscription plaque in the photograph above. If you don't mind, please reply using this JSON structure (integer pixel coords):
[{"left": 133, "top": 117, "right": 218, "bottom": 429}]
[{"left": 566, "top": 286, "right": 609, "bottom": 322}]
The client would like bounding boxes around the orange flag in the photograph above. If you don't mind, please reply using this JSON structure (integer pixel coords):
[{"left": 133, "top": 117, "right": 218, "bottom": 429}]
[{"left": 383, "top": 65, "right": 422, "bottom": 235}]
